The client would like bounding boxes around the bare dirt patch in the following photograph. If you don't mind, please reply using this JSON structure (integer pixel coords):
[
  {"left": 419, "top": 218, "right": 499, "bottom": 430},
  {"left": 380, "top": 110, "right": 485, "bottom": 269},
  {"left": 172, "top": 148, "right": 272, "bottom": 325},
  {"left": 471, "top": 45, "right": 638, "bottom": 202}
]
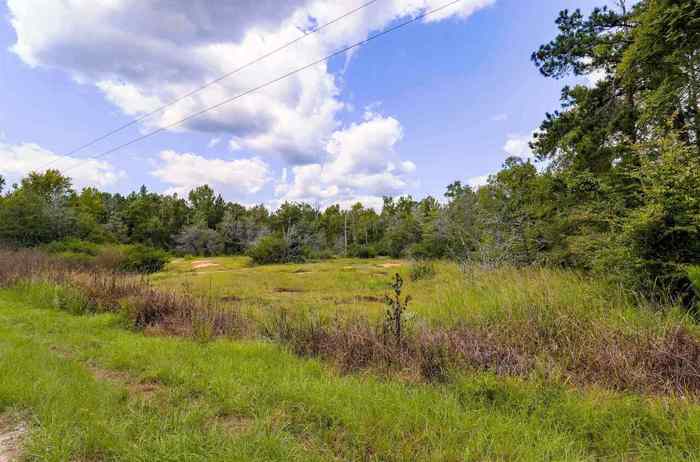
[
  {"left": 379, "top": 263, "right": 402, "bottom": 268},
  {"left": 273, "top": 287, "right": 304, "bottom": 294},
  {"left": 292, "top": 268, "right": 311, "bottom": 274},
  {"left": 210, "top": 414, "right": 255, "bottom": 435},
  {"left": 0, "top": 414, "right": 27, "bottom": 462},
  {"left": 325, "top": 295, "right": 384, "bottom": 305},
  {"left": 88, "top": 364, "right": 163, "bottom": 400},
  {"left": 191, "top": 260, "right": 221, "bottom": 270}
]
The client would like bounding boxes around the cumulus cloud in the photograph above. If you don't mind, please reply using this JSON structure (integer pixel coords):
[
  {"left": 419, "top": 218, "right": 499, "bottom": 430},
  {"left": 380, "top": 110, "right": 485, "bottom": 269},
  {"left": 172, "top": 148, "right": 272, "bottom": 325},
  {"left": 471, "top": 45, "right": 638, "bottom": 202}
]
[
  {"left": 459, "top": 130, "right": 537, "bottom": 191},
  {"left": 466, "top": 174, "right": 490, "bottom": 189},
  {"left": 151, "top": 150, "right": 271, "bottom": 196},
  {"left": 0, "top": 141, "right": 123, "bottom": 189},
  {"left": 586, "top": 68, "right": 607, "bottom": 87},
  {"left": 503, "top": 132, "right": 535, "bottom": 160},
  {"left": 7, "top": 0, "right": 493, "bottom": 164},
  {"left": 275, "top": 111, "right": 415, "bottom": 208}
]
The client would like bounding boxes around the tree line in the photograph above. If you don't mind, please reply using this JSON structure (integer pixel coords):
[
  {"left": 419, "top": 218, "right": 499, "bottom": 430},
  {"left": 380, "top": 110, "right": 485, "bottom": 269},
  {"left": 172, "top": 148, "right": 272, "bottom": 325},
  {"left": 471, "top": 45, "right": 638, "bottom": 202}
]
[{"left": 0, "top": 0, "right": 698, "bottom": 300}]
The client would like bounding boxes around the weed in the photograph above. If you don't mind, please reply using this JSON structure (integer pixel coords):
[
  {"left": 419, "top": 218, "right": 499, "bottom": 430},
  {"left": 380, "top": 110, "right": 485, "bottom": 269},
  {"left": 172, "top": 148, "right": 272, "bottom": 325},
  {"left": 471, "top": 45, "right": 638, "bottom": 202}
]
[
  {"left": 408, "top": 260, "right": 436, "bottom": 282},
  {"left": 383, "top": 273, "right": 411, "bottom": 346}
]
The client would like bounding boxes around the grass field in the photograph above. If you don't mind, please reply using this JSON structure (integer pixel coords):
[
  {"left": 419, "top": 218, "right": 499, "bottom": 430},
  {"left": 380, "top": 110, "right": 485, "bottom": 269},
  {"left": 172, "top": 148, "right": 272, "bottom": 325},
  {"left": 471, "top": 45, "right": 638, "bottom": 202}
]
[
  {"left": 153, "top": 256, "right": 691, "bottom": 330},
  {"left": 2, "top": 255, "right": 700, "bottom": 460},
  {"left": 3, "top": 289, "right": 700, "bottom": 461}
]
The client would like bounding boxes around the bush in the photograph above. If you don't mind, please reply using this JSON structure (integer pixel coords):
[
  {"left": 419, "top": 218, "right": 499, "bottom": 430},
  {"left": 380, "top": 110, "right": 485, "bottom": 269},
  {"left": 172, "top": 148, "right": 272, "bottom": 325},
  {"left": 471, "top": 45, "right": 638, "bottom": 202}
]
[
  {"left": 407, "top": 242, "right": 434, "bottom": 260},
  {"left": 308, "top": 249, "right": 335, "bottom": 260},
  {"left": 43, "top": 240, "right": 168, "bottom": 274},
  {"left": 44, "top": 239, "right": 101, "bottom": 256},
  {"left": 350, "top": 245, "right": 377, "bottom": 259},
  {"left": 119, "top": 244, "right": 169, "bottom": 273},
  {"left": 409, "top": 260, "right": 437, "bottom": 282},
  {"left": 246, "top": 235, "right": 289, "bottom": 265},
  {"left": 174, "top": 226, "right": 224, "bottom": 256}
]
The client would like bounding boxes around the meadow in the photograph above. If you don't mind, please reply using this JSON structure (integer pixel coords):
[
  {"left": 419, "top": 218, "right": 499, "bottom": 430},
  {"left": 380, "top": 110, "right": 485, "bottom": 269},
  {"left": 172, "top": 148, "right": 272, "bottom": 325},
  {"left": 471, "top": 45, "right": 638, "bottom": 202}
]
[{"left": 2, "top": 251, "right": 700, "bottom": 460}]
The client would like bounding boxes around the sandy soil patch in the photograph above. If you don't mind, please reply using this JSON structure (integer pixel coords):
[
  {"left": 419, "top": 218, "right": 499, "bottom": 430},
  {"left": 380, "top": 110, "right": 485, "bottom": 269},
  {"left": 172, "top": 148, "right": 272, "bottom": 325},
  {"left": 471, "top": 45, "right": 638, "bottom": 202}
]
[
  {"left": 379, "top": 263, "right": 402, "bottom": 268},
  {"left": 210, "top": 414, "right": 255, "bottom": 435},
  {"left": 89, "top": 364, "right": 162, "bottom": 400},
  {"left": 191, "top": 260, "right": 221, "bottom": 270},
  {"left": 0, "top": 415, "right": 27, "bottom": 462}
]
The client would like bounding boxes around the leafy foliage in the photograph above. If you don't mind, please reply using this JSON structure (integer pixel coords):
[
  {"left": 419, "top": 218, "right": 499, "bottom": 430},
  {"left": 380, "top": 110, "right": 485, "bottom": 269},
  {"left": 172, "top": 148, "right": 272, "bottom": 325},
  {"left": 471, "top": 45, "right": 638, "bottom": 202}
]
[
  {"left": 0, "top": 0, "right": 697, "bottom": 301},
  {"left": 246, "top": 235, "right": 289, "bottom": 265}
]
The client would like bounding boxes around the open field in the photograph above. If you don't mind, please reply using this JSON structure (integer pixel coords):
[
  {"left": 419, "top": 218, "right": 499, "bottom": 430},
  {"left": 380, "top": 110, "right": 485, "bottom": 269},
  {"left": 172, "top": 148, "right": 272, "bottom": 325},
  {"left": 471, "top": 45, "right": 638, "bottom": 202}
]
[
  {"left": 2, "top": 288, "right": 700, "bottom": 461},
  {"left": 1, "top": 252, "right": 700, "bottom": 459},
  {"left": 153, "top": 256, "right": 692, "bottom": 330}
]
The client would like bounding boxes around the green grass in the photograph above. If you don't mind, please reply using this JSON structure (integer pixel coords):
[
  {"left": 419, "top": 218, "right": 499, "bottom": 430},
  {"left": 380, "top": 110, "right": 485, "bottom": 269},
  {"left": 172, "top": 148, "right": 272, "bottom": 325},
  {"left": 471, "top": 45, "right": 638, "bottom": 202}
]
[
  {"left": 152, "top": 256, "right": 695, "bottom": 334},
  {"left": 2, "top": 289, "right": 700, "bottom": 460}
]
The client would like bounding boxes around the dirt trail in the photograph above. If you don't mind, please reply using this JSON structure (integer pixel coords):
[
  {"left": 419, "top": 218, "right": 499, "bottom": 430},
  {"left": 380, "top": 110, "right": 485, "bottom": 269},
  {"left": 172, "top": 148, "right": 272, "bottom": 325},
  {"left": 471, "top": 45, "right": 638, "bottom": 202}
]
[{"left": 191, "top": 260, "right": 221, "bottom": 270}]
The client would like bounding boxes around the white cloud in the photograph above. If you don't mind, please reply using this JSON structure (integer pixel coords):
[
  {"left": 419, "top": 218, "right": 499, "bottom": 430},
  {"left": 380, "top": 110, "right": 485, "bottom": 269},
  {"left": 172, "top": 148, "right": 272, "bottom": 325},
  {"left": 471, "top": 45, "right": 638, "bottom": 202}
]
[
  {"left": 467, "top": 174, "right": 489, "bottom": 189},
  {"left": 586, "top": 68, "right": 607, "bottom": 87},
  {"left": 335, "top": 195, "right": 385, "bottom": 211},
  {"left": 580, "top": 57, "right": 608, "bottom": 87},
  {"left": 0, "top": 141, "right": 123, "bottom": 189},
  {"left": 491, "top": 113, "right": 508, "bottom": 122},
  {"left": 207, "top": 137, "right": 222, "bottom": 148},
  {"left": 275, "top": 111, "right": 415, "bottom": 207},
  {"left": 151, "top": 150, "right": 271, "bottom": 196},
  {"left": 459, "top": 130, "right": 537, "bottom": 190},
  {"left": 7, "top": 0, "right": 493, "bottom": 165},
  {"left": 503, "top": 132, "right": 535, "bottom": 160},
  {"left": 228, "top": 138, "right": 243, "bottom": 152}
]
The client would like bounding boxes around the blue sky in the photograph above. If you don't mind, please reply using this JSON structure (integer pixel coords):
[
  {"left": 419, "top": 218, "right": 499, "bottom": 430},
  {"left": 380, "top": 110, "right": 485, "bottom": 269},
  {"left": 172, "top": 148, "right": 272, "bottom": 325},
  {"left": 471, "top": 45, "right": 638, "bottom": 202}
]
[{"left": 0, "top": 0, "right": 602, "bottom": 208}]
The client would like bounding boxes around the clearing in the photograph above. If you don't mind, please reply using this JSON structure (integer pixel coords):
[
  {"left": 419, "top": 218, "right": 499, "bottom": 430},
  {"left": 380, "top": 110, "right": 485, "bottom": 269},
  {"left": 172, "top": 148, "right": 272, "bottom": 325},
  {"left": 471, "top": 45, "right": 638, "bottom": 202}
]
[{"left": 1, "top": 256, "right": 700, "bottom": 460}]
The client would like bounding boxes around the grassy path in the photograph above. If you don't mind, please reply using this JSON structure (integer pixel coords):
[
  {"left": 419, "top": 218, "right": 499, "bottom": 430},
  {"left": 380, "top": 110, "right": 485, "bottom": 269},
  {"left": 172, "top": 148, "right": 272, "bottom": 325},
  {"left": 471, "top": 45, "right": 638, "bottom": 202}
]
[{"left": 1, "top": 289, "right": 699, "bottom": 461}]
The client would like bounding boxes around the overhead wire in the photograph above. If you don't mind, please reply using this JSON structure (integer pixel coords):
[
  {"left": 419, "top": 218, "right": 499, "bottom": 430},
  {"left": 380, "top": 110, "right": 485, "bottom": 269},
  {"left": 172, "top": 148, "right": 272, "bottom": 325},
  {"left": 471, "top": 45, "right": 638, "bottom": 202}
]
[{"left": 62, "top": 0, "right": 465, "bottom": 175}]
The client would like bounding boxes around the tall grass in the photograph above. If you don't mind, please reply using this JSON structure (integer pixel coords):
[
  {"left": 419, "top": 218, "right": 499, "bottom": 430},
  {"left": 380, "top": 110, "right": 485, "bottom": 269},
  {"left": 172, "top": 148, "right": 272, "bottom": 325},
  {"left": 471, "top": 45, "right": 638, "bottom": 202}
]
[{"left": 2, "top": 248, "right": 700, "bottom": 395}]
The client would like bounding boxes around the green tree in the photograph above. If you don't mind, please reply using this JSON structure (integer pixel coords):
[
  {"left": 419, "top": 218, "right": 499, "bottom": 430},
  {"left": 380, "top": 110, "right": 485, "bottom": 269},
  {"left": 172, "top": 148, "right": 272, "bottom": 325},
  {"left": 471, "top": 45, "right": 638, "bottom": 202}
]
[{"left": 188, "top": 185, "right": 225, "bottom": 229}]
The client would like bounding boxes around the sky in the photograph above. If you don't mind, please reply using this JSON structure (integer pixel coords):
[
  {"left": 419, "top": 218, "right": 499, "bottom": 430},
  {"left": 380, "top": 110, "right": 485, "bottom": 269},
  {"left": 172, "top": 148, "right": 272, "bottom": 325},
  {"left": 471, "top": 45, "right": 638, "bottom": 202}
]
[{"left": 0, "top": 0, "right": 604, "bottom": 209}]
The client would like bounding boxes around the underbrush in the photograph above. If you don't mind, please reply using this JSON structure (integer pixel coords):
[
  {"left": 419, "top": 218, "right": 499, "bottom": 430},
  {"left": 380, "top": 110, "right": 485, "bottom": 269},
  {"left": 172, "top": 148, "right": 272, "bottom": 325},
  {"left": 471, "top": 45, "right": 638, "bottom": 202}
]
[
  {"left": 2, "top": 248, "right": 700, "bottom": 396},
  {"left": 43, "top": 239, "right": 170, "bottom": 273},
  {"left": 408, "top": 259, "right": 436, "bottom": 281}
]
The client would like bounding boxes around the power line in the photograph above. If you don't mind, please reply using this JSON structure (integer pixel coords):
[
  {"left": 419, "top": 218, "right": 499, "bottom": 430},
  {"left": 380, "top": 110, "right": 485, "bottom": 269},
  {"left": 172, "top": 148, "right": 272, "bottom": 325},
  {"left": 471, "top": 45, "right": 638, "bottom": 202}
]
[
  {"left": 38, "top": 0, "right": 381, "bottom": 170},
  {"left": 63, "top": 0, "right": 464, "bottom": 175}
]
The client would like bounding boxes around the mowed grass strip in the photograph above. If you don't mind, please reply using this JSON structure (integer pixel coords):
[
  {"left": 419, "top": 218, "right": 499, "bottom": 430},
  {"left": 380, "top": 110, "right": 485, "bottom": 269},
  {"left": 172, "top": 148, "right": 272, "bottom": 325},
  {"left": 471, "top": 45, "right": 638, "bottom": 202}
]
[{"left": 1, "top": 291, "right": 700, "bottom": 461}]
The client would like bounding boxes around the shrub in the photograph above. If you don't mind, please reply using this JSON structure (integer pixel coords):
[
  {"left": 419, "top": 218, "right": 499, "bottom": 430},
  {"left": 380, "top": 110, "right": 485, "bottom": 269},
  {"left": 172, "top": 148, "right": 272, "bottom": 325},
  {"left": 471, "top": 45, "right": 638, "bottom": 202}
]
[
  {"left": 308, "top": 249, "right": 335, "bottom": 260},
  {"left": 409, "top": 260, "right": 436, "bottom": 281},
  {"left": 42, "top": 240, "right": 168, "bottom": 274},
  {"left": 44, "top": 239, "right": 101, "bottom": 256},
  {"left": 174, "top": 225, "right": 224, "bottom": 256},
  {"left": 119, "top": 245, "right": 169, "bottom": 273},
  {"left": 350, "top": 245, "right": 377, "bottom": 259},
  {"left": 246, "top": 235, "right": 289, "bottom": 265},
  {"left": 407, "top": 242, "right": 432, "bottom": 260}
]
